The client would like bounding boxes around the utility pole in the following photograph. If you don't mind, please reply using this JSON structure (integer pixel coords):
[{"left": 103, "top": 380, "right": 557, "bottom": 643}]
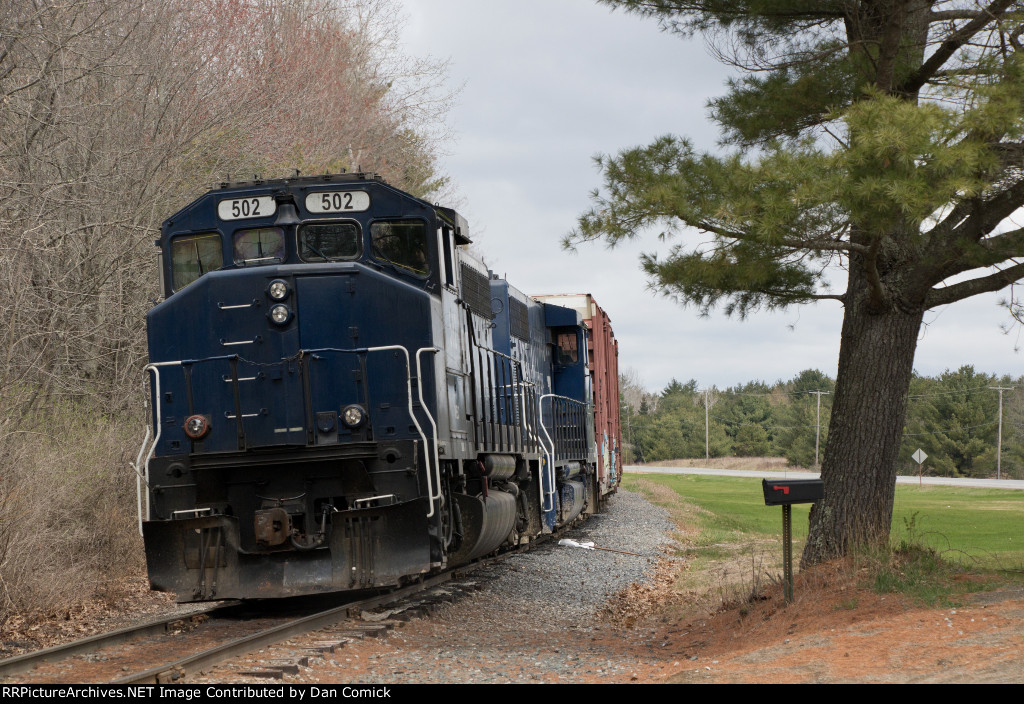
[
  {"left": 809, "top": 390, "right": 830, "bottom": 469},
  {"left": 704, "top": 388, "right": 710, "bottom": 461},
  {"left": 988, "top": 386, "right": 1014, "bottom": 480},
  {"left": 699, "top": 388, "right": 717, "bottom": 462}
]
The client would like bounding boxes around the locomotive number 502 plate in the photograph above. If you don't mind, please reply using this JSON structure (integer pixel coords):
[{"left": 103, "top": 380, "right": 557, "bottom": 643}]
[
  {"left": 217, "top": 196, "right": 277, "bottom": 221},
  {"left": 306, "top": 190, "right": 371, "bottom": 214}
]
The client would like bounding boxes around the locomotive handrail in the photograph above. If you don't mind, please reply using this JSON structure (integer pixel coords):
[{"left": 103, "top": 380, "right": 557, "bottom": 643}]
[
  {"left": 415, "top": 347, "right": 444, "bottom": 514},
  {"left": 476, "top": 345, "right": 524, "bottom": 428},
  {"left": 134, "top": 360, "right": 188, "bottom": 536},
  {"left": 537, "top": 393, "right": 559, "bottom": 512},
  {"left": 538, "top": 393, "right": 588, "bottom": 513},
  {"left": 306, "top": 345, "right": 442, "bottom": 520},
  {"left": 466, "top": 339, "right": 530, "bottom": 454},
  {"left": 469, "top": 340, "right": 517, "bottom": 361},
  {"left": 361, "top": 345, "right": 438, "bottom": 519}
]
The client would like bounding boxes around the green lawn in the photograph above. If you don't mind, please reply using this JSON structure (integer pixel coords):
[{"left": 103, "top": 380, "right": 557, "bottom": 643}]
[{"left": 625, "top": 473, "right": 1024, "bottom": 570}]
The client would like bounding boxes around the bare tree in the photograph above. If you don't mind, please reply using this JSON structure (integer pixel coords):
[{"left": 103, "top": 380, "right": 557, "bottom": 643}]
[{"left": 0, "top": 0, "right": 454, "bottom": 619}]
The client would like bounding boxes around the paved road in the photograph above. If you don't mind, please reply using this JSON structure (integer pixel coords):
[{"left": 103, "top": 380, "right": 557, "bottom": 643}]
[{"left": 623, "top": 465, "right": 1024, "bottom": 490}]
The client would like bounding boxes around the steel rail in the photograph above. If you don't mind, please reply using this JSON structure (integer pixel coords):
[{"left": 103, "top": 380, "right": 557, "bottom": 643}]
[
  {"left": 0, "top": 602, "right": 237, "bottom": 680},
  {"left": 109, "top": 572, "right": 457, "bottom": 684}
]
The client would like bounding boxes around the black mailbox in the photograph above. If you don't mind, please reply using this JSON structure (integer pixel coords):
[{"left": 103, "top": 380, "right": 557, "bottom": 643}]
[{"left": 762, "top": 478, "right": 824, "bottom": 506}]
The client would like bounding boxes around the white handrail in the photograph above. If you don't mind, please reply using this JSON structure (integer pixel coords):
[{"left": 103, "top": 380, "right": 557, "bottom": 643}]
[
  {"left": 415, "top": 347, "right": 443, "bottom": 512},
  {"left": 133, "top": 360, "right": 183, "bottom": 536},
  {"left": 365, "top": 345, "right": 438, "bottom": 519},
  {"left": 538, "top": 394, "right": 559, "bottom": 512},
  {"left": 308, "top": 345, "right": 441, "bottom": 518},
  {"left": 537, "top": 393, "right": 588, "bottom": 514}
]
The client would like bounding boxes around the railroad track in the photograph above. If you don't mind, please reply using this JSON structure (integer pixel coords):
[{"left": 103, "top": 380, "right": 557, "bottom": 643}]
[
  {"left": 0, "top": 602, "right": 235, "bottom": 682},
  {"left": 0, "top": 558, "right": 500, "bottom": 684}
]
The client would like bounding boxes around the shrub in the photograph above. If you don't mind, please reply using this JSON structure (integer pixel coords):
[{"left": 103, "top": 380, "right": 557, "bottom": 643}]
[{"left": 0, "top": 406, "right": 143, "bottom": 621}]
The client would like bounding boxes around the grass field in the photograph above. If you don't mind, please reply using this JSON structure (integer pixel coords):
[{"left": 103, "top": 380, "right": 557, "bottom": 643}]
[{"left": 624, "top": 472, "right": 1024, "bottom": 571}]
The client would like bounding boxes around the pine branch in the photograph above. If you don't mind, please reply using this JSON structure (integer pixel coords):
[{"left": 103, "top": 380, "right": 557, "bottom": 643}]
[
  {"left": 977, "top": 227, "right": 1024, "bottom": 263},
  {"left": 898, "top": 0, "right": 1018, "bottom": 96},
  {"left": 778, "top": 235, "right": 866, "bottom": 255},
  {"left": 930, "top": 9, "right": 1008, "bottom": 22},
  {"left": 926, "top": 259, "right": 1024, "bottom": 307},
  {"left": 951, "top": 176, "right": 1024, "bottom": 244},
  {"left": 864, "top": 234, "right": 887, "bottom": 309}
]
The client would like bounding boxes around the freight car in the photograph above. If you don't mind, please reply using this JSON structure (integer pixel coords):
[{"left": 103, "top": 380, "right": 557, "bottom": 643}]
[{"left": 133, "top": 173, "right": 621, "bottom": 602}]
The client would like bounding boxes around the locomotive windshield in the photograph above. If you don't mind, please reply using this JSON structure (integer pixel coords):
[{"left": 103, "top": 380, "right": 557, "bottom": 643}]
[
  {"left": 233, "top": 227, "right": 285, "bottom": 266},
  {"left": 170, "top": 232, "right": 223, "bottom": 290},
  {"left": 299, "top": 222, "right": 361, "bottom": 262},
  {"left": 370, "top": 220, "right": 429, "bottom": 275}
]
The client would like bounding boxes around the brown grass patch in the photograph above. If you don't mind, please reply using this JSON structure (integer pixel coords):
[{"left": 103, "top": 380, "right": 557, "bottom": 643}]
[
  {"left": 642, "top": 456, "right": 809, "bottom": 472},
  {"left": 601, "top": 556, "right": 689, "bottom": 627}
]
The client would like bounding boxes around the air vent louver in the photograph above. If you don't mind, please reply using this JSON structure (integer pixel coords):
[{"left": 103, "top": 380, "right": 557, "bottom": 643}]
[{"left": 460, "top": 264, "right": 493, "bottom": 320}]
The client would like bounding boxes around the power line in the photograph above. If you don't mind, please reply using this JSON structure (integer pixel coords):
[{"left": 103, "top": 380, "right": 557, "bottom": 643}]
[{"left": 901, "top": 420, "right": 999, "bottom": 436}]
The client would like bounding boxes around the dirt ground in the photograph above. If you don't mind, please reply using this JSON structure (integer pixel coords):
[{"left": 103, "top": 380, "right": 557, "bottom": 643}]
[{"left": 598, "top": 557, "right": 1024, "bottom": 684}]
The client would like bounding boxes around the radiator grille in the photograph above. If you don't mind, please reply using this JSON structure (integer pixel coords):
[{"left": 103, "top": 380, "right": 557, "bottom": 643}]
[
  {"left": 509, "top": 298, "right": 530, "bottom": 340},
  {"left": 461, "top": 263, "right": 493, "bottom": 319}
]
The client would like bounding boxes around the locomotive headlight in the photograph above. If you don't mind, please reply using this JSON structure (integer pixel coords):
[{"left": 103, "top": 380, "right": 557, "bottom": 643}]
[
  {"left": 184, "top": 414, "right": 211, "bottom": 440},
  {"left": 341, "top": 404, "right": 366, "bottom": 428},
  {"left": 268, "top": 279, "right": 289, "bottom": 300},
  {"left": 269, "top": 304, "right": 291, "bottom": 325}
]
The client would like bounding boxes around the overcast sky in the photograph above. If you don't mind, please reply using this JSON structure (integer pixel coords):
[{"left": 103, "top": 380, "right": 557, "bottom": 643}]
[{"left": 397, "top": 0, "right": 1024, "bottom": 392}]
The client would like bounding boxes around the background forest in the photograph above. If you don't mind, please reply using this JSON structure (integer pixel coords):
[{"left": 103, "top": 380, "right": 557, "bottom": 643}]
[{"left": 621, "top": 366, "right": 1024, "bottom": 479}]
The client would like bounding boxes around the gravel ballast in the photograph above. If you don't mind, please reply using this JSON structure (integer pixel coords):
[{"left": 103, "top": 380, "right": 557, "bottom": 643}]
[{"left": 298, "top": 488, "right": 682, "bottom": 684}]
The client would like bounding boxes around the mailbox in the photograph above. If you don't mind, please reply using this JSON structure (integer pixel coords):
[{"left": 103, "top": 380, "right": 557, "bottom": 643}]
[
  {"left": 762, "top": 478, "right": 824, "bottom": 506},
  {"left": 763, "top": 477, "right": 824, "bottom": 604}
]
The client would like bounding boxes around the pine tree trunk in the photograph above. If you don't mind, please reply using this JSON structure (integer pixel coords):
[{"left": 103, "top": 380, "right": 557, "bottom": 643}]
[{"left": 801, "top": 288, "right": 924, "bottom": 565}]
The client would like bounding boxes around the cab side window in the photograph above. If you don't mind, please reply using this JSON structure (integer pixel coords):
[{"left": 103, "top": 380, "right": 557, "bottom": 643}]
[
  {"left": 370, "top": 220, "right": 429, "bottom": 275},
  {"left": 556, "top": 331, "right": 579, "bottom": 365},
  {"left": 170, "top": 232, "right": 223, "bottom": 290}
]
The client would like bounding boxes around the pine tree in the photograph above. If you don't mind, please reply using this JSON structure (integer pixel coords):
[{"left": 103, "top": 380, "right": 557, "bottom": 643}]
[
  {"left": 719, "top": 381, "right": 776, "bottom": 456},
  {"left": 571, "top": 1, "right": 1024, "bottom": 563},
  {"left": 902, "top": 366, "right": 999, "bottom": 476},
  {"left": 774, "top": 370, "right": 835, "bottom": 468}
]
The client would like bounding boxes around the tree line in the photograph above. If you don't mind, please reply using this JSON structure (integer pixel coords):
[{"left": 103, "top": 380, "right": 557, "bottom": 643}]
[
  {"left": 0, "top": 0, "right": 452, "bottom": 620},
  {"left": 621, "top": 366, "right": 1024, "bottom": 480}
]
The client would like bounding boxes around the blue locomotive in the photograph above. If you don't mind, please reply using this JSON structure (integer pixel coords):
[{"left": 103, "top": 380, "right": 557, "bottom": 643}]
[{"left": 134, "top": 173, "right": 621, "bottom": 601}]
